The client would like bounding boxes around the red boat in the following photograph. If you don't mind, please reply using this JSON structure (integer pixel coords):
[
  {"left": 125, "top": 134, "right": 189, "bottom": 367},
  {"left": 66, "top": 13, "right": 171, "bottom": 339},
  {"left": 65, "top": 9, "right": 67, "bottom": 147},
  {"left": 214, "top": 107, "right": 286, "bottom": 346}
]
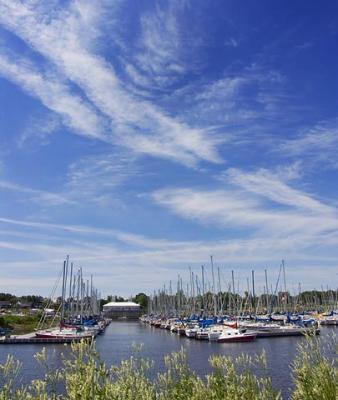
[
  {"left": 217, "top": 329, "right": 256, "bottom": 343},
  {"left": 223, "top": 321, "right": 238, "bottom": 329}
]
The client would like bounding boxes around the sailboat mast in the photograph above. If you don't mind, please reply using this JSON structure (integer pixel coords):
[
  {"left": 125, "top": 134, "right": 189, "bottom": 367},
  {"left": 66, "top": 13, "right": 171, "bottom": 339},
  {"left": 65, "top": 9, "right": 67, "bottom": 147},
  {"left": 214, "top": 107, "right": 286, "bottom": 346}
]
[
  {"left": 210, "top": 255, "right": 217, "bottom": 316},
  {"left": 63, "top": 255, "right": 69, "bottom": 321},
  {"left": 76, "top": 269, "right": 80, "bottom": 317},
  {"left": 201, "top": 265, "right": 205, "bottom": 315},
  {"left": 282, "top": 260, "right": 287, "bottom": 312},
  {"left": 265, "top": 269, "right": 269, "bottom": 313},
  {"left": 90, "top": 275, "right": 93, "bottom": 315},
  {"left": 60, "top": 259, "right": 66, "bottom": 322},
  {"left": 231, "top": 270, "right": 235, "bottom": 315},
  {"left": 68, "top": 262, "right": 73, "bottom": 319},
  {"left": 192, "top": 271, "right": 196, "bottom": 314},
  {"left": 252, "top": 270, "right": 255, "bottom": 311},
  {"left": 217, "top": 267, "right": 222, "bottom": 314},
  {"left": 80, "top": 268, "right": 83, "bottom": 323}
]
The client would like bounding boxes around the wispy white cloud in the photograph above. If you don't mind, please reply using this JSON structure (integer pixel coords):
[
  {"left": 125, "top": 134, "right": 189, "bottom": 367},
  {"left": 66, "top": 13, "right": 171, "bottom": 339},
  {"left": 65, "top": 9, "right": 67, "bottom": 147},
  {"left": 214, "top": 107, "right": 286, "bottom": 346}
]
[
  {"left": 223, "top": 167, "right": 331, "bottom": 214},
  {"left": 123, "top": 62, "right": 152, "bottom": 90},
  {"left": 153, "top": 187, "right": 312, "bottom": 236},
  {"left": 0, "top": 0, "right": 221, "bottom": 166},
  {"left": 0, "top": 215, "right": 337, "bottom": 295},
  {"left": 152, "top": 168, "right": 338, "bottom": 240},
  {"left": 133, "top": 2, "right": 186, "bottom": 86},
  {"left": 195, "top": 76, "right": 246, "bottom": 102},
  {"left": 224, "top": 38, "right": 239, "bottom": 48},
  {"left": 168, "top": 63, "right": 292, "bottom": 136},
  {"left": 0, "top": 50, "right": 105, "bottom": 140},
  {"left": 0, "top": 180, "right": 75, "bottom": 206},
  {"left": 0, "top": 216, "right": 185, "bottom": 250},
  {"left": 65, "top": 152, "right": 140, "bottom": 206},
  {"left": 17, "top": 112, "right": 60, "bottom": 148},
  {"left": 0, "top": 149, "right": 141, "bottom": 209},
  {"left": 295, "top": 41, "right": 314, "bottom": 51},
  {"left": 280, "top": 119, "right": 338, "bottom": 168}
]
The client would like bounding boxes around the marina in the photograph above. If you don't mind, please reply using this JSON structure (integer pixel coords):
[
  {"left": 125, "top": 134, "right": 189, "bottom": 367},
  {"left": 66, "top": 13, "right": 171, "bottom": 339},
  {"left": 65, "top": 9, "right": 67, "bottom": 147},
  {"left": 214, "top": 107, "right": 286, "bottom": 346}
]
[
  {"left": 140, "top": 315, "right": 321, "bottom": 341},
  {"left": 0, "top": 256, "right": 336, "bottom": 400},
  {"left": 0, "top": 320, "right": 336, "bottom": 399},
  {"left": 137, "top": 258, "right": 332, "bottom": 344},
  {"left": 0, "top": 255, "right": 336, "bottom": 399},
  {"left": 1, "top": 256, "right": 335, "bottom": 345}
]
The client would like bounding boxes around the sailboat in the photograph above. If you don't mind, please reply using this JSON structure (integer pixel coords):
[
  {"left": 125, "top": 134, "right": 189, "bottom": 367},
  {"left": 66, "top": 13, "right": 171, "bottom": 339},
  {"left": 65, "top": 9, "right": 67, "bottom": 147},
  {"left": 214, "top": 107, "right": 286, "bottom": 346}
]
[
  {"left": 35, "top": 257, "right": 96, "bottom": 341},
  {"left": 35, "top": 327, "right": 93, "bottom": 340}
]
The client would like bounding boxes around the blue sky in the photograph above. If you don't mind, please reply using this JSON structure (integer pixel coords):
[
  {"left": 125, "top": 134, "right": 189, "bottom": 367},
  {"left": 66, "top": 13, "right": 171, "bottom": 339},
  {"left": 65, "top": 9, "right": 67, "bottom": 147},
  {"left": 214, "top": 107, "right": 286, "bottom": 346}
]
[{"left": 0, "top": 0, "right": 337, "bottom": 296}]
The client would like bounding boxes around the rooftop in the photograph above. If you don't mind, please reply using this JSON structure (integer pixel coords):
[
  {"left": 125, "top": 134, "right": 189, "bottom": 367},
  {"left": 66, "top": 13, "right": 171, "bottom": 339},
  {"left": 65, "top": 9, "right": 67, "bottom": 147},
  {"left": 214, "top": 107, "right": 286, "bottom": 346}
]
[{"left": 103, "top": 301, "right": 140, "bottom": 308}]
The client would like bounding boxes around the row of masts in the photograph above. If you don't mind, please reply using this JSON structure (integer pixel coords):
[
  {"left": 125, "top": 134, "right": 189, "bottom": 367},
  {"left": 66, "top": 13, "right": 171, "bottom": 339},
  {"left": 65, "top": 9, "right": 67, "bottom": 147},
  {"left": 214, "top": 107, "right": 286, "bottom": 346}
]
[
  {"left": 60, "top": 255, "right": 101, "bottom": 322},
  {"left": 37, "top": 256, "right": 101, "bottom": 330},
  {"left": 148, "top": 258, "right": 338, "bottom": 316}
]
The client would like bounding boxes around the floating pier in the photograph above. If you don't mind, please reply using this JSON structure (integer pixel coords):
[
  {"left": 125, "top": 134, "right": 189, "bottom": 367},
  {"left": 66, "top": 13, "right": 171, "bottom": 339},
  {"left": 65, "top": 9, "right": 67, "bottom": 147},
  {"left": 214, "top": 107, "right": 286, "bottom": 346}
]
[
  {"left": 255, "top": 328, "right": 320, "bottom": 338},
  {"left": 0, "top": 332, "right": 94, "bottom": 344},
  {"left": 0, "top": 336, "right": 86, "bottom": 344}
]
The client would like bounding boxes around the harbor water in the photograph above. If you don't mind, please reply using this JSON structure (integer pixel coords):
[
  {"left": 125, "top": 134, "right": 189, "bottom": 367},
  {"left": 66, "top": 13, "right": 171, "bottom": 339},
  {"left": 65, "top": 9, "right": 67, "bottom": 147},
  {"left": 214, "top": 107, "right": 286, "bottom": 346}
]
[{"left": 0, "top": 322, "right": 335, "bottom": 399}]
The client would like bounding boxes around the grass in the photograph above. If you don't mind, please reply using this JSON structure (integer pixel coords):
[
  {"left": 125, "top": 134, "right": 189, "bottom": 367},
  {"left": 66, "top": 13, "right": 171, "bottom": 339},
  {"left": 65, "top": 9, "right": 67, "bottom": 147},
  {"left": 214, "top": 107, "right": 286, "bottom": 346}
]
[{"left": 0, "top": 314, "right": 58, "bottom": 335}]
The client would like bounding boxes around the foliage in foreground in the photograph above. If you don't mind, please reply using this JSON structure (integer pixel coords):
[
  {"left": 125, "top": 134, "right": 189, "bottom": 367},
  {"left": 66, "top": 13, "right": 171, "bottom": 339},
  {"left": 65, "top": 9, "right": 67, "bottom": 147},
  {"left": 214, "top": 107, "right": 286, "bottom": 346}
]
[
  {"left": 291, "top": 335, "right": 337, "bottom": 400},
  {"left": 0, "top": 335, "right": 336, "bottom": 400}
]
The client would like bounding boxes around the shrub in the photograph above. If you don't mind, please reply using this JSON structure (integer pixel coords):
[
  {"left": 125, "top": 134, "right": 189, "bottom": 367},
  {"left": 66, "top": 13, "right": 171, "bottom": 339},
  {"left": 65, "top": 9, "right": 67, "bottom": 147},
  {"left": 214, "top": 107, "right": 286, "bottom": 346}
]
[{"left": 291, "top": 335, "right": 337, "bottom": 400}]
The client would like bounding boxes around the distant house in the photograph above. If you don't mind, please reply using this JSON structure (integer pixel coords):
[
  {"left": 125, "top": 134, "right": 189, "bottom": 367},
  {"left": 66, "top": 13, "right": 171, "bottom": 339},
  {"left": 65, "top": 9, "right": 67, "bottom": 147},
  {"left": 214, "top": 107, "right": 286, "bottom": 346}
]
[
  {"left": 0, "top": 301, "right": 12, "bottom": 309},
  {"left": 29, "top": 308, "right": 41, "bottom": 315},
  {"left": 103, "top": 301, "right": 141, "bottom": 319},
  {"left": 43, "top": 308, "right": 56, "bottom": 317},
  {"left": 17, "top": 302, "right": 32, "bottom": 309}
]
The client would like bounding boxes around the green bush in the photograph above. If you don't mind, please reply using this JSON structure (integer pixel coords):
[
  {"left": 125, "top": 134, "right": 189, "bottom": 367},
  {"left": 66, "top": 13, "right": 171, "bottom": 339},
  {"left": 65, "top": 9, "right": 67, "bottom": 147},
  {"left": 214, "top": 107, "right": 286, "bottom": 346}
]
[
  {"left": 0, "top": 335, "right": 336, "bottom": 400},
  {"left": 291, "top": 335, "right": 337, "bottom": 400}
]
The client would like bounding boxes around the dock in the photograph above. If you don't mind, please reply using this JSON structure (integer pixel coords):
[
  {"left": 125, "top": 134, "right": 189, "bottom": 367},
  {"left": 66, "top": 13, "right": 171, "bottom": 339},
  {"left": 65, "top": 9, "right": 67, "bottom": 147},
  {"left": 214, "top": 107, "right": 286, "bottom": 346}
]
[
  {"left": 0, "top": 332, "right": 92, "bottom": 344},
  {"left": 254, "top": 328, "right": 320, "bottom": 338}
]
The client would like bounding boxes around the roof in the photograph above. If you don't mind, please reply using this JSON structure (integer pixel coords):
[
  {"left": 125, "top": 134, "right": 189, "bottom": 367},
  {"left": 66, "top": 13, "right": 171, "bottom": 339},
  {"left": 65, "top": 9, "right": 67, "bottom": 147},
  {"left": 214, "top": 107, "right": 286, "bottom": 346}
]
[
  {"left": 17, "top": 302, "right": 32, "bottom": 307},
  {"left": 103, "top": 301, "right": 140, "bottom": 308}
]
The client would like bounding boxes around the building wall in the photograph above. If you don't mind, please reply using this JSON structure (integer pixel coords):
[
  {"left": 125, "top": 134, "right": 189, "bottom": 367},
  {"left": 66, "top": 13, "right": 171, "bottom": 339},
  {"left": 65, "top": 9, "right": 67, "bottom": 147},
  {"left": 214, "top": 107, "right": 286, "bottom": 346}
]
[{"left": 103, "top": 306, "right": 141, "bottom": 319}]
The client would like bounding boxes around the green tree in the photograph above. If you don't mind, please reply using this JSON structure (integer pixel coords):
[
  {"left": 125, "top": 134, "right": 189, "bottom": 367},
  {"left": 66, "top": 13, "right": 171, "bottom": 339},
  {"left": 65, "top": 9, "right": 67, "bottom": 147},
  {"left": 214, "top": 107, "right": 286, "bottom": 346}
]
[{"left": 133, "top": 293, "right": 148, "bottom": 309}]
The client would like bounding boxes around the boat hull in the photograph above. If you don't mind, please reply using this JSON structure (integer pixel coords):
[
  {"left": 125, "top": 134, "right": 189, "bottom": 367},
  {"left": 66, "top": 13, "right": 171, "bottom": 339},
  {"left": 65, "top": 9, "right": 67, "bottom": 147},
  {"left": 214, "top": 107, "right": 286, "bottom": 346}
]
[
  {"left": 218, "top": 333, "right": 256, "bottom": 343},
  {"left": 196, "top": 332, "right": 209, "bottom": 340},
  {"left": 35, "top": 333, "right": 93, "bottom": 340}
]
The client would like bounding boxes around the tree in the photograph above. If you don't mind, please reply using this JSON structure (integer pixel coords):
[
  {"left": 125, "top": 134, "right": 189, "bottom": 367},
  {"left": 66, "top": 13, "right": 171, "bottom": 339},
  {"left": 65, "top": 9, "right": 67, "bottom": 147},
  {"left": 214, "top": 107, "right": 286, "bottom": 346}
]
[
  {"left": 133, "top": 293, "right": 148, "bottom": 309},
  {"left": 0, "top": 293, "right": 17, "bottom": 303}
]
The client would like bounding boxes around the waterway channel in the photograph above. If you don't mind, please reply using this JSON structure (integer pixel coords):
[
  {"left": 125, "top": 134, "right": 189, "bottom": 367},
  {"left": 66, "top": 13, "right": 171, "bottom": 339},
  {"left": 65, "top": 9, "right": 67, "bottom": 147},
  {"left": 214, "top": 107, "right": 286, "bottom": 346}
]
[{"left": 0, "top": 322, "right": 336, "bottom": 398}]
